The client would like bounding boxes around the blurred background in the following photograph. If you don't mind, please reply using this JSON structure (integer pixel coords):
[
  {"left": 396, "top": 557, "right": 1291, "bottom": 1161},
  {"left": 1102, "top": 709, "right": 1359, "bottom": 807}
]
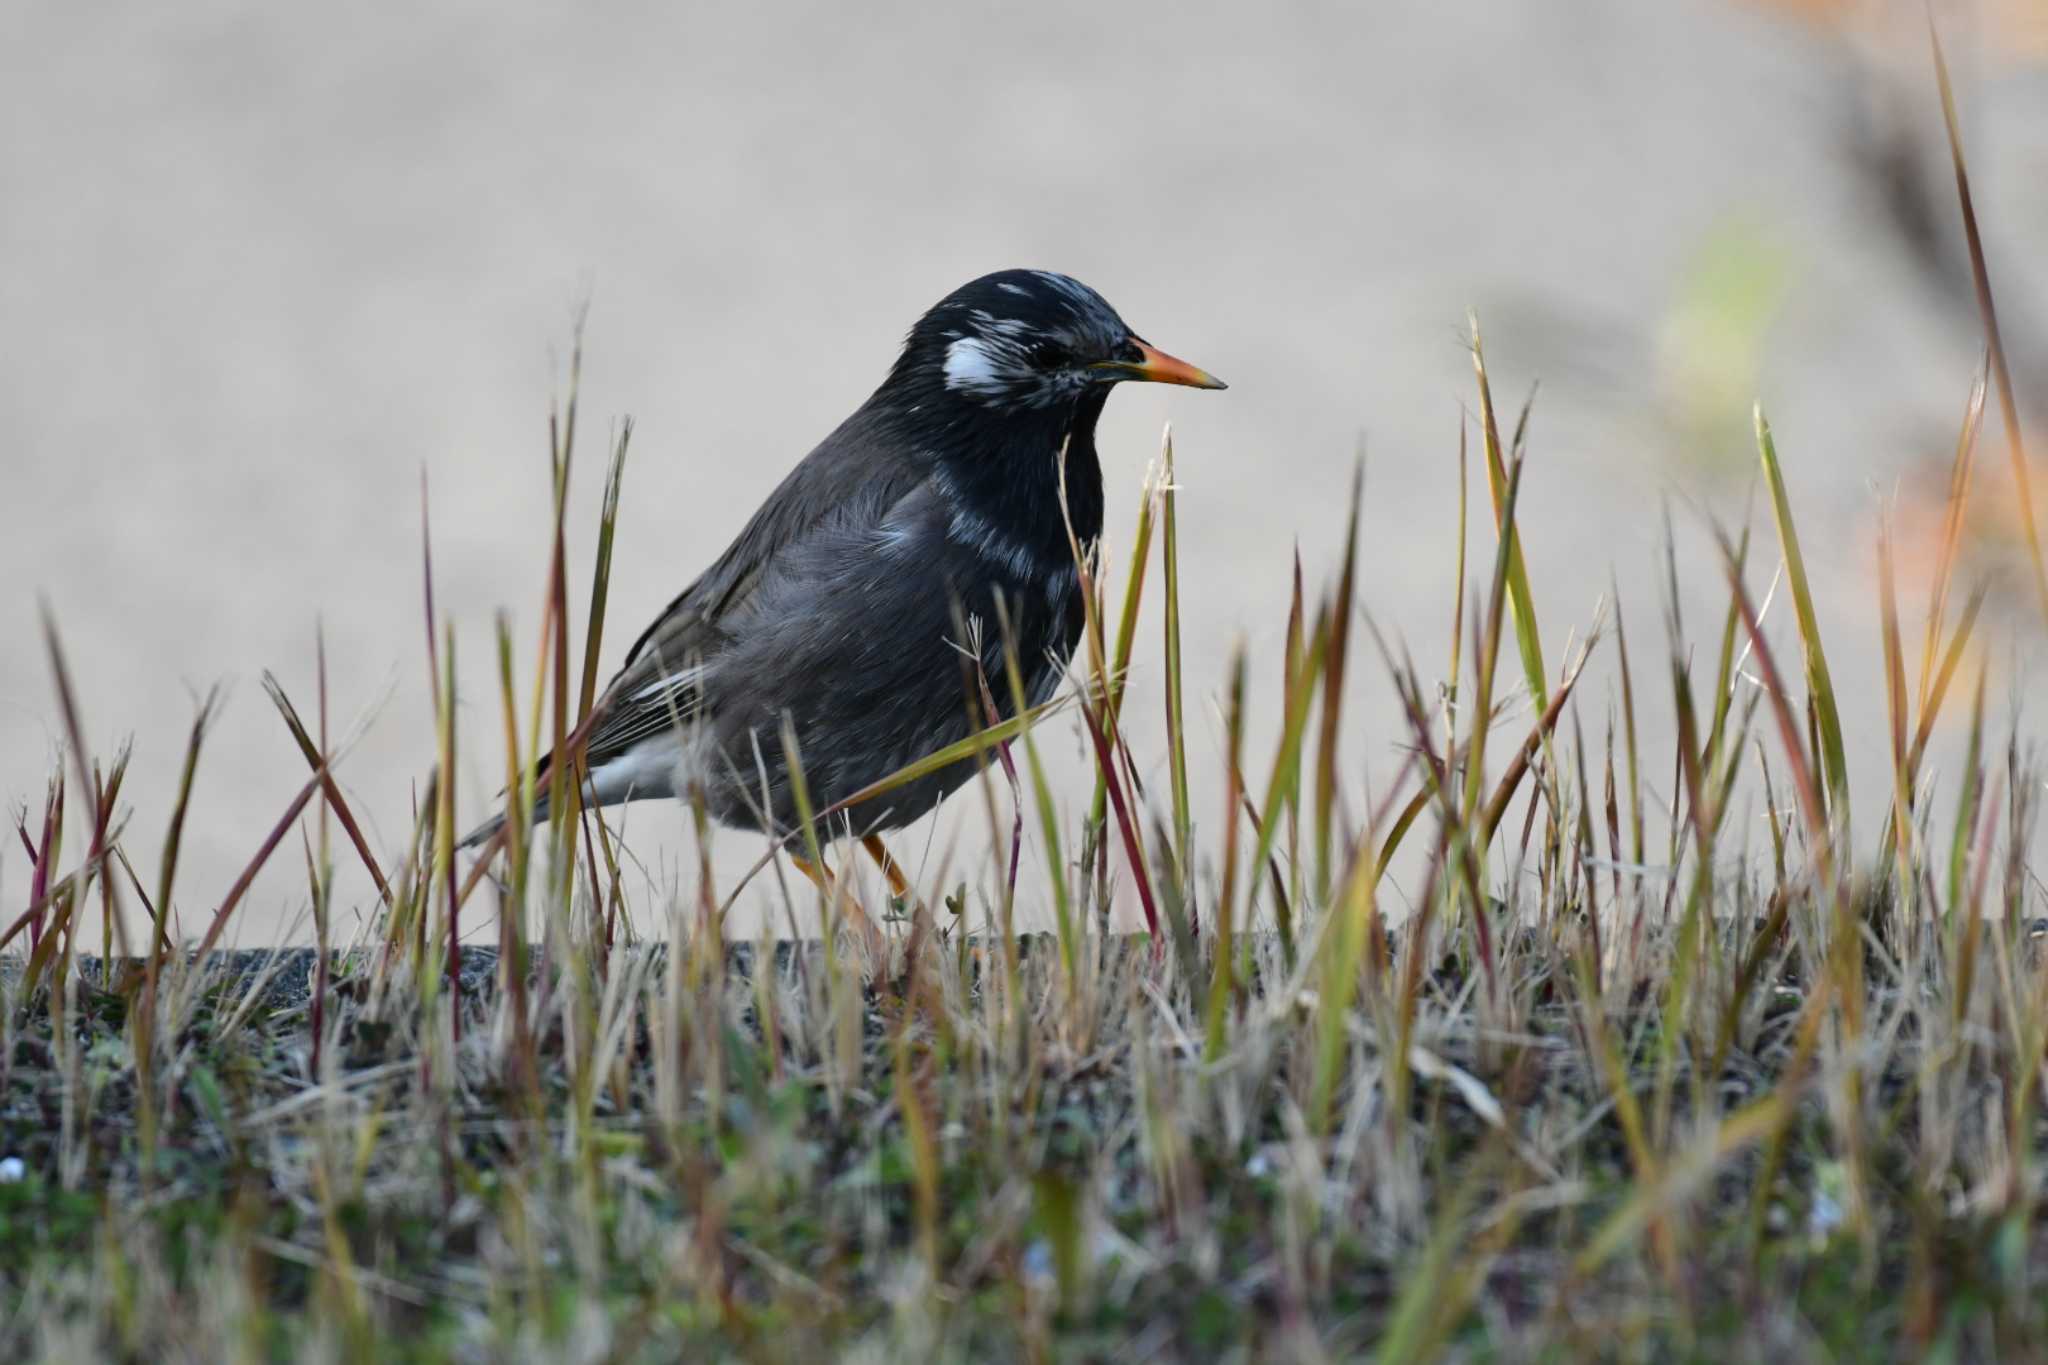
[{"left": 4, "top": 1, "right": 2047, "bottom": 944}]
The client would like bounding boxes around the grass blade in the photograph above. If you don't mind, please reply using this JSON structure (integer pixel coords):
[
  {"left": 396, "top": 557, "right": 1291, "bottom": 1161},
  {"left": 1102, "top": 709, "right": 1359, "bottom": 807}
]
[
  {"left": 1929, "top": 19, "right": 2048, "bottom": 625},
  {"left": 1470, "top": 315, "right": 1549, "bottom": 710},
  {"left": 1754, "top": 406, "right": 1849, "bottom": 824}
]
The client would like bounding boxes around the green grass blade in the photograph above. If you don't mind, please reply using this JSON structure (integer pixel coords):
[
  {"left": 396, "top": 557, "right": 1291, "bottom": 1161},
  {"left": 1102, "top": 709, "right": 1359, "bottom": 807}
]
[
  {"left": 1315, "top": 459, "right": 1363, "bottom": 900},
  {"left": 1471, "top": 315, "right": 1549, "bottom": 711},
  {"left": 999, "top": 603, "right": 1077, "bottom": 987},
  {"left": 1204, "top": 646, "right": 1248, "bottom": 1060},
  {"left": 576, "top": 418, "right": 632, "bottom": 724},
  {"left": 1754, "top": 405, "right": 1849, "bottom": 825},
  {"left": 1161, "top": 426, "right": 1193, "bottom": 883},
  {"left": 1086, "top": 456, "right": 1159, "bottom": 836}
]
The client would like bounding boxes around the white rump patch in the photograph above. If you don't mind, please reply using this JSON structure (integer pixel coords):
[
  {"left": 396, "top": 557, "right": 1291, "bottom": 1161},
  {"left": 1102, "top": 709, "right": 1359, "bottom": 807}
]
[{"left": 587, "top": 735, "right": 689, "bottom": 805}]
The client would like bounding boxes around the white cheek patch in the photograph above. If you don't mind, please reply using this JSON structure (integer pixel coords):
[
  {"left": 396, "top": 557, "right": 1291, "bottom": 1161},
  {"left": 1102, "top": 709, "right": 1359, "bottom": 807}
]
[{"left": 943, "top": 335, "right": 1010, "bottom": 397}]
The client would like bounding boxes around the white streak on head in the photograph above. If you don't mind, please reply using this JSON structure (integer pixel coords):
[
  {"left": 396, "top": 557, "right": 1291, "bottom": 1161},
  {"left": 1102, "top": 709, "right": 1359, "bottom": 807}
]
[
  {"left": 968, "top": 309, "right": 1033, "bottom": 340},
  {"left": 1030, "top": 270, "right": 1104, "bottom": 310}
]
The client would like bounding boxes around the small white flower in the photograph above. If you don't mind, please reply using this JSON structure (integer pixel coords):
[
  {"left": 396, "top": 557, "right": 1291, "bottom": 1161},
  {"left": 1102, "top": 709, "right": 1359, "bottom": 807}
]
[
  {"left": 1807, "top": 1190, "right": 1842, "bottom": 1241},
  {"left": 0, "top": 1156, "right": 25, "bottom": 1183}
]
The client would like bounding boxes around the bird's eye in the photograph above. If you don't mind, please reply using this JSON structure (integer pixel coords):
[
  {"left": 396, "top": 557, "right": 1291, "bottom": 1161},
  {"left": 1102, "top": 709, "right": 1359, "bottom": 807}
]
[{"left": 1032, "top": 341, "right": 1075, "bottom": 371}]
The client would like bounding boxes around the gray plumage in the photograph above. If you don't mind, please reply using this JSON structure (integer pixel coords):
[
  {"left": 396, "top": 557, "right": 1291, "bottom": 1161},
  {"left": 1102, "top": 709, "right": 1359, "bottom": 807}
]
[{"left": 461, "top": 269, "right": 1222, "bottom": 849}]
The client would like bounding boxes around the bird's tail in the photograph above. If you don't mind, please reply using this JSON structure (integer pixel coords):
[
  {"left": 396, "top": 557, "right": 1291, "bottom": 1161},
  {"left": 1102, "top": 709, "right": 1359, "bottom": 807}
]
[
  {"left": 456, "top": 811, "right": 506, "bottom": 852},
  {"left": 456, "top": 786, "right": 555, "bottom": 852}
]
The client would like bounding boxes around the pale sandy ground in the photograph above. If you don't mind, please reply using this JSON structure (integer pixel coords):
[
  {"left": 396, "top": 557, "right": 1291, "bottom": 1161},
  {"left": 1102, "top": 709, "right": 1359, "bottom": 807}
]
[{"left": 4, "top": 2, "right": 2046, "bottom": 945}]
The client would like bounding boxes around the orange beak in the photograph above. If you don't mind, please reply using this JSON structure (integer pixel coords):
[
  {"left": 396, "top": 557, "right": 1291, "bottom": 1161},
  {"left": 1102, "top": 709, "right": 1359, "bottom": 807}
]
[{"left": 1091, "top": 338, "right": 1227, "bottom": 390}]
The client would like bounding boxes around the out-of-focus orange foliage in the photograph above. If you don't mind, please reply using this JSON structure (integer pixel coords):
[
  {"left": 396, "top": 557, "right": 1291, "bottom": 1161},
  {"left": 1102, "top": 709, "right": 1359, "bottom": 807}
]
[{"left": 1744, "top": 0, "right": 2048, "bottom": 63}]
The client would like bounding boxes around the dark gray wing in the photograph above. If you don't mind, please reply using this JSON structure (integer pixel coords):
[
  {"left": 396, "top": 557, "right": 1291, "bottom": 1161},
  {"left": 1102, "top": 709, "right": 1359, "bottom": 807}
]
[{"left": 569, "top": 405, "right": 927, "bottom": 770}]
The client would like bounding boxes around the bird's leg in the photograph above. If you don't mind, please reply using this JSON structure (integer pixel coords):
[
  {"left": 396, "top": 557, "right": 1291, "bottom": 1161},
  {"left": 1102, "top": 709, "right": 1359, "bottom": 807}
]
[
  {"left": 788, "top": 849, "right": 884, "bottom": 953},
  {"left": 859, "top": 835, "right": 912, "bottom": 903},
  {"left": 789, "top": 853, "right": 832, "bottom": 895}
]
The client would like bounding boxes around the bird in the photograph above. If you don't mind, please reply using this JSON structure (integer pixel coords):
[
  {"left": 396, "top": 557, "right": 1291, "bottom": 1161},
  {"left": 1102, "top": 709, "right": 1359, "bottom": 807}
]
[{"left": 462, "top": 269, "right": 1224, "bottom": 896}]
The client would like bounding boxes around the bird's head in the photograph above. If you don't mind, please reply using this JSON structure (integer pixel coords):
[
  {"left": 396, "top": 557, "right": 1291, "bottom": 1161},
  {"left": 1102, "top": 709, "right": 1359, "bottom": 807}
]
[{"left": 889, "top": 269, "right": 1225, "bottom": 416}]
